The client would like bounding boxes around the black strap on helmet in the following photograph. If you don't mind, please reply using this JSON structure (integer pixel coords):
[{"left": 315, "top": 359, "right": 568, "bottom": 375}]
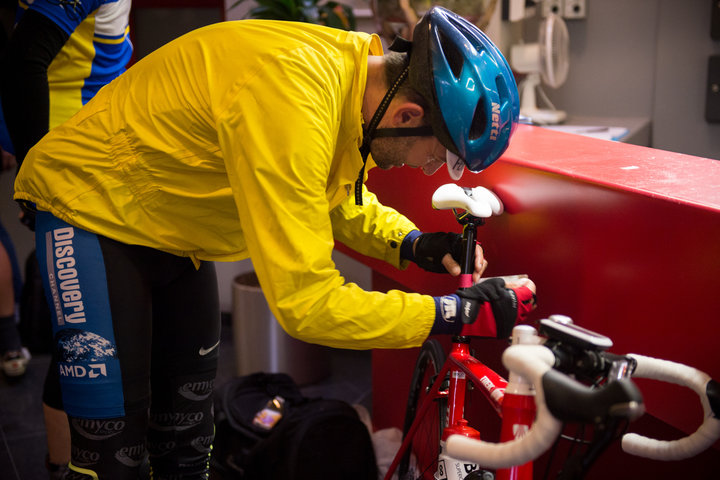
[{"left": 354, "top": 36, "right": 434, "bottom": 206}]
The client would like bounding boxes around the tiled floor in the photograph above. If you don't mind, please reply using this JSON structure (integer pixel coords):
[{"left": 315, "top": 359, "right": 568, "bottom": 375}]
[{"left": 0, "top": 320, "right": 373, "bottom": 479}]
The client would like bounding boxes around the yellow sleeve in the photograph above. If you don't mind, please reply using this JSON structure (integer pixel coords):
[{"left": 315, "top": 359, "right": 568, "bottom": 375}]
[
  {"left": 330, "top": 185, "right": 418, "bottom": 270},
  {"left": 217, "top": 47, "right": 433, "bottom": 350}
]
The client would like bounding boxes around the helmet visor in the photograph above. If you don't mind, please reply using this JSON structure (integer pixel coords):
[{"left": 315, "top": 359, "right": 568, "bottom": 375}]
[{"left": 446, "top": 151, "right": 464, "bottom": 180}]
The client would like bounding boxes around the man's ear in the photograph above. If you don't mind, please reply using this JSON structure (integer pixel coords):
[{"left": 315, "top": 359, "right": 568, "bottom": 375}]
[{"left": 392, "top": 101, "right": 425, "bottom": 126}]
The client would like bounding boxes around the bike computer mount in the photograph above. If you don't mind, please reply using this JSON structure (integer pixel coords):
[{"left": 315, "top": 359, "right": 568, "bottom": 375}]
[{"left": 539, "top": 315, "right": 613, "bottom": 351}]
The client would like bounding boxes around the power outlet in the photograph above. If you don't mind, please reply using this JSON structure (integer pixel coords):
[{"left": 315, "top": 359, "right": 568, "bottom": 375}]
[
  {"left": 563, "top": 0, "right": 586, "bottom": 19},
  {"left": 543, "top": 0, "right": 563, "bottom": 17}
]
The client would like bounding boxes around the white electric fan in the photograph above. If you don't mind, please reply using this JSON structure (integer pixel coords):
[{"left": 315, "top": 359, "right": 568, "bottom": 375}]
[{"left": 511, "top": 13, "right": 570, "bottom": 124}]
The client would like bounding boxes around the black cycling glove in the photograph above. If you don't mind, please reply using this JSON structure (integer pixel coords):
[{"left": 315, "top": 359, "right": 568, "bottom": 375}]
[
  {"left": 456, "top": 278, "right": 527, "bottom": 339},
  {"left": 431, "top": 277, "right": 536, "bottom": 338},
  {"left": 411, "top": 232, "right": 464, "bottom": 273}
]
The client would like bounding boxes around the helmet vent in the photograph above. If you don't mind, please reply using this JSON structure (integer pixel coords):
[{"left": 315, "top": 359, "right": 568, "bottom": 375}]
[
  {"left": 496, "top": 74, "right": 510, "bottom": 106},
  {"left": 468, "top": 100, "right": 488, "bottom": 140},
  {"left": 439, "top": 30, "right": 464, "bottom": 80}
]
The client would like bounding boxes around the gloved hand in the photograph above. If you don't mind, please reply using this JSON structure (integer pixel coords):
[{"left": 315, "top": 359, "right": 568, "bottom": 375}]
[
  {"left": 412, "top": 232, "right": 463, "bottom": 273},
  {"left": 457, "top": 278, "right": 536, "bottom": 338},
  {"left": 432, "top": 277, "right": 536, "bottom": 338}
]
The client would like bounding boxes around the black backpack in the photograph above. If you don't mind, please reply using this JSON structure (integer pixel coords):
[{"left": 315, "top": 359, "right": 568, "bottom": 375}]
[{"left": 211, "top": 372, "right": 378, "bottom": 480}]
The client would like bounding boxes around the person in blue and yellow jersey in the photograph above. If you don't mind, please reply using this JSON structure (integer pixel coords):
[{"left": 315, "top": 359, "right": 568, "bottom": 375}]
[
  {"left": 1, "top": 0, "right": 132, "bottom": 166},
  {"left": 0, "top": 1, "right": 132, "bottom": 477},
  {"left": 14, "top": 7, "right": 536, "bottom": 479}
]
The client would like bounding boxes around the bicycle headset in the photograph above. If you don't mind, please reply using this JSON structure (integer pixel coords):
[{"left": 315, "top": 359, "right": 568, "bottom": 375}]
[{"left": 355, "top": 6, "right": 519, "bottom": 205}]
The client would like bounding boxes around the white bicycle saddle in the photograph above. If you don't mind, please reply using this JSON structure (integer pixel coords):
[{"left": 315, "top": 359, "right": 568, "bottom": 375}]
[{"left": 431, "top": 184, "right": 504, "bottom": 218}]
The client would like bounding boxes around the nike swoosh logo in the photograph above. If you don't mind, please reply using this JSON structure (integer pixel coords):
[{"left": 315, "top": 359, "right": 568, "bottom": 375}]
[{"left": 198, "top": 340, "right": 220, "bottom": 356}]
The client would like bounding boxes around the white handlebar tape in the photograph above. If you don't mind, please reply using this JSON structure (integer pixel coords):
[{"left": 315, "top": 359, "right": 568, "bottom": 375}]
[
  {"left": 621, "top": 354, "right": 720, "bottom": 460},
  {"left": 446, "top": 345, "right": 561, "bottom": 468}
]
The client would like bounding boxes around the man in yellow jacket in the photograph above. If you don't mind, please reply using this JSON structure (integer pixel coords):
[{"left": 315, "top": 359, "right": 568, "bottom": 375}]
[{"left": 15, "top": 7, "right": 535, "bottom": 479}]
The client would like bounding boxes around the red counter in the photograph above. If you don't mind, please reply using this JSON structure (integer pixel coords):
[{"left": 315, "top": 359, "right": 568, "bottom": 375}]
[{"left": 341, "top": 125, "right": 720, "bottom": 477}]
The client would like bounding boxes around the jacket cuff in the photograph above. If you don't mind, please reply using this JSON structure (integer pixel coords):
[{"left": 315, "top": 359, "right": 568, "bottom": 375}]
[{"left": 400, "top": 229, "right": 422, "bottom": 262}]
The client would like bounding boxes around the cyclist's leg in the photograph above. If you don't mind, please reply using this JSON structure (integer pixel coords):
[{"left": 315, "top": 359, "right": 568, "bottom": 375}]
[
  {"left": 146, "top": 260, "right": 219, "bottom": 478},
  {"left": 35, "top": 212, "right": 152, "bottom": 479},
  {"left": 94, "top": 232, "right": 219, "bottom": 478}
]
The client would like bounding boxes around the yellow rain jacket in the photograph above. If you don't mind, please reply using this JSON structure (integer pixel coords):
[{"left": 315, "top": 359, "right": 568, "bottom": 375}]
[{"left": 14, "top": 20, "right": 435, "bottom": 349}]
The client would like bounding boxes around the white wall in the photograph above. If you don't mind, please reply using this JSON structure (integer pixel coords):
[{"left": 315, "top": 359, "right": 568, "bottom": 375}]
[
  {"left": 652, "top": 0, "right": 720, "bottom": 158},
  {"left": 544, "top": 0, "right": 720, "bottom": 159}
]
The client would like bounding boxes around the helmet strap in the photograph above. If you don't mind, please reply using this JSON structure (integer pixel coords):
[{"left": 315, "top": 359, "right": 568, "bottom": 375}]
[
  {"left": 372, "top": 126, "right": 434, "bottom": 138},
  {"left": 354, "top": 125, "right": 433, "bottom": 206},
  {"left": 355, "top": 64, "right": 410, "bottom": 206}
]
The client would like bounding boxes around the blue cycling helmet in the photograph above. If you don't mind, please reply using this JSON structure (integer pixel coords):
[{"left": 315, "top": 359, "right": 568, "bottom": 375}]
[
  {"left": 354, "top": 7, "right": 519, "bottom": 204},
  {"left": 405, "top": 7, "right": 519, "bottom": 176}
]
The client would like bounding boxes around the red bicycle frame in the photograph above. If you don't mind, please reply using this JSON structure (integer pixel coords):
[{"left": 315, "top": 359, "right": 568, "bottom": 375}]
[
  {"left": 384, "top": 203, "right": 539, "bottom": 480},
  {"left": 384, "top": 336, "right": 537, "bottom": 480}
]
